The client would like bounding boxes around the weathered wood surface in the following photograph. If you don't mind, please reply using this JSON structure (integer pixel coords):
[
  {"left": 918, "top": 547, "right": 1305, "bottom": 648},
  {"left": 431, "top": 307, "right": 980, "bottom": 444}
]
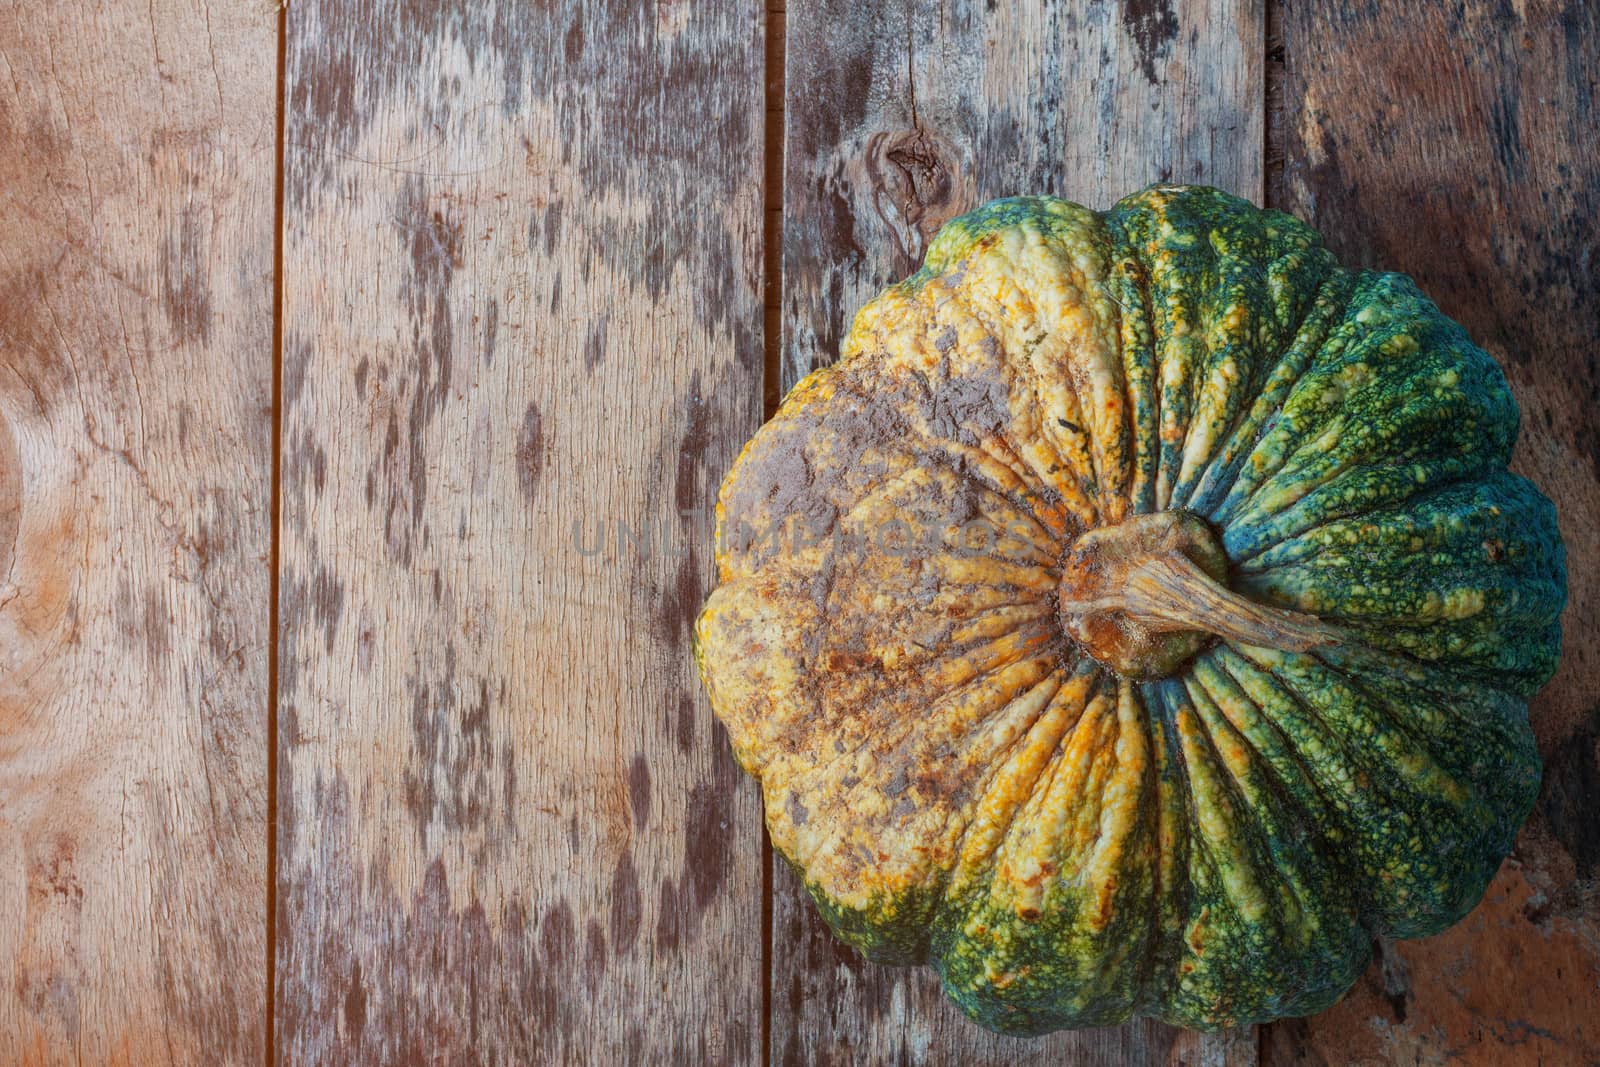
[
  {"left": 1266, "top": 2, "right": 1600, "bottom": 1063},
  {"left": 0, "top": 1, "right": 1594, "bottom": 1063},
  {"left": 776, "top": 0, "right": 1261, "bottom": 1061},
  {"left": 0, "top": 0, "right": 274, "bottom": 1062},
  {"left": 275, "top": 1, "right": 767, "bottom": 1062}
]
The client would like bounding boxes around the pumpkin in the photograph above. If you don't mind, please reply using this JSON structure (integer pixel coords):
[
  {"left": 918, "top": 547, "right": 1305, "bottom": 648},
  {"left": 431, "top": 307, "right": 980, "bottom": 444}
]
[{"left": 693, "top": 185, "right": 1566, "bottom": 1034}]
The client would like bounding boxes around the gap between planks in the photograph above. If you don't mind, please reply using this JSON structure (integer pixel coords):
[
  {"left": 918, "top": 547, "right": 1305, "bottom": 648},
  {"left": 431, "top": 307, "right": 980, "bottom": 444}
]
[{"left": 266, "top": 3, "right": 289, "bottom": 1065}]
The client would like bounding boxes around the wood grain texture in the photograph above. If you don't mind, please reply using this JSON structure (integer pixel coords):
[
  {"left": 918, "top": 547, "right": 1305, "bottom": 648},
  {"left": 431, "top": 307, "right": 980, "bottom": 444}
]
[
  {"left": 275, "top": 1, "right": 767, "bottom": 1062},
  {"left": 0, "top": 1, "right": 274, "bottom": 1062},
  {"left": 1268, "top": 2, "right": 1600, "bottom": 1062},
  {"left": 775, "top": 0, "right": 1261, "bottom": 1060}
]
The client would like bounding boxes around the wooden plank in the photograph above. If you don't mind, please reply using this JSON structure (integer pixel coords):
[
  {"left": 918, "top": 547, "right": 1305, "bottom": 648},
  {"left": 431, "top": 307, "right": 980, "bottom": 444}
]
[
  {"left": 776, "top": 0, "right": 1262, "bottom": 1061},
  {"left": 0, "top": 1, "right": 274, "bottom": 1062},
  {"left": 1266, "top": 2, "right": 1600, "bottom": 1062},
  {"left": 275, "top": 2, "right": 767, "bottom": 1062},
  {"left": 766, "top": 0, "right": 789, "bottom": 419}
]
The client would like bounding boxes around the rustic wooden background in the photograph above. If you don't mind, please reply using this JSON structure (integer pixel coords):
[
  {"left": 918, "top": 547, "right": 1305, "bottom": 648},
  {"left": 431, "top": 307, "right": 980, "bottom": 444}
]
[{"left": 0, "top": 0, "right": 1594, "bottom": 1063}]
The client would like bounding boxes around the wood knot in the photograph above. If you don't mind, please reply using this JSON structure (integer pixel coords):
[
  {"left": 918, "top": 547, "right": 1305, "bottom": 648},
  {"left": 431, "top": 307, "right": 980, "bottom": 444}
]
[{"left": 865, "top": 128, "right": 973, "bottom": 272}]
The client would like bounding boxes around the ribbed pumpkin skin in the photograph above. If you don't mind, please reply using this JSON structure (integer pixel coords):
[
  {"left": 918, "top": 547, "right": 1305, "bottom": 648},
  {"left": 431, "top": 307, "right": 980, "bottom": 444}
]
[{"left": 693, "top": 186, "right": 1566, "bottom": 1034}]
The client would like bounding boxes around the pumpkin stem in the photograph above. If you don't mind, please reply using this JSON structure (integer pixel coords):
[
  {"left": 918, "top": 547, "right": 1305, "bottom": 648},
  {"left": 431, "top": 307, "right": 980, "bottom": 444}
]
[
  {"left": 1106, "top": 553, "right": 1338, "bottom": 650},
  {"left": 1057, "top": 510, "right": 1338, "bottom": 679}
]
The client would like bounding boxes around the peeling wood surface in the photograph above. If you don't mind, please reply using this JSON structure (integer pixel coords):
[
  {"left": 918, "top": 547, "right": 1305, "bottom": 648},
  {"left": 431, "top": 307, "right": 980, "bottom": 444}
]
[
  {"left": 0, "top": 1, "right": 274, "bottom": 1062},
  {"left": 775, "top": 0, "right": 1261, "bottom": 1061},
  {"left": 1269, "top": 3, "right": 1600, "bottom": 1060},
  {"left": 274, "top": 1, "right": 766, "bottom": 1062}
]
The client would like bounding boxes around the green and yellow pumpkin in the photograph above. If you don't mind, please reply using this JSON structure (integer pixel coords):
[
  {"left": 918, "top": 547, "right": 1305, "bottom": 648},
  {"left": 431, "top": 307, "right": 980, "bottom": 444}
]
[{"left": 693, "top": 185, "right": 1566, "bottom": 1033}]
